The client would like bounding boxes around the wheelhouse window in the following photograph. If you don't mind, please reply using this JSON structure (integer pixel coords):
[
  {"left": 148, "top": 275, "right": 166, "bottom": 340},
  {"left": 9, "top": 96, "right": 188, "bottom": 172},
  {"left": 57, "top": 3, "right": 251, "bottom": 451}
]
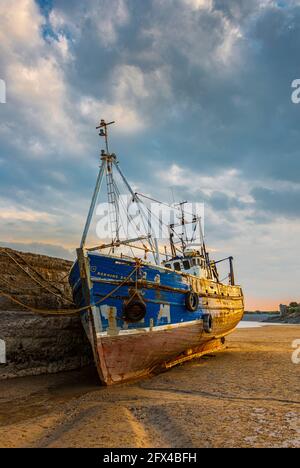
[
  {"left": 173, "top": 262, "right": 181, "bottom": 271},
  {"left": 183, "top": 260, "right": 190, "bottom": 270},
  {"left": 165, "top": 263, "right": 171, "bottom": 269}
]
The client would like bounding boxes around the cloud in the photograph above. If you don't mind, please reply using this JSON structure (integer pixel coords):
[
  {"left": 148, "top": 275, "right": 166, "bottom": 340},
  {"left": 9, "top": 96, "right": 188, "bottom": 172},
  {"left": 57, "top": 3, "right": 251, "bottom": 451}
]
[
  {"left": 92, "top": 0, "right": 129, "bottom": 46},
  {"left": 252, "top": 186, "right": 300, "bottom": 217},
  {"left": 182, "top": 0, "right": 213, "bottom": 11},
  {"left": 0, "top": 205, "right": 54, "bottom": 223},
  {"left": 0, "top": 0, "right": 42, "bottom": 52}
]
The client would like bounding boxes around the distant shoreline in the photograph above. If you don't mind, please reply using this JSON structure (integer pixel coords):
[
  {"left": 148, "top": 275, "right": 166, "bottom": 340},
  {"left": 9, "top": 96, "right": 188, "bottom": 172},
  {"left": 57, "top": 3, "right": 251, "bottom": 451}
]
[
  {"left": 244, "top": 310, "right": 279, "bottom": 314},
  {"left": 243, "top": 311, "right": 300, "bottom": 325}
]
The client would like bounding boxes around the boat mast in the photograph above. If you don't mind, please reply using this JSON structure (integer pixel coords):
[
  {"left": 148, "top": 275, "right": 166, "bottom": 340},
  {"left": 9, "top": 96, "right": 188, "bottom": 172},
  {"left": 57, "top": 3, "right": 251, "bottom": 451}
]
[
  {"left": 166, "top": 207, "right": 213, "bottom": 277},
  {"left": 80, "top": 120, "right": 160, "bottom": 265},
  {"left": 198, "top": 217, "right": 213, "bottom": 278},
  {"left": 178, "top": 201, "right": 188, "bottom": 252},
  {"left": 167, "top": 201, "right": 189, "bottom": 256},
  {"left": 98, "top": 120, "right": 121, "bottom": 245},
  {"left": 80, "top": 119, "right": 115, "bottom": 248}
]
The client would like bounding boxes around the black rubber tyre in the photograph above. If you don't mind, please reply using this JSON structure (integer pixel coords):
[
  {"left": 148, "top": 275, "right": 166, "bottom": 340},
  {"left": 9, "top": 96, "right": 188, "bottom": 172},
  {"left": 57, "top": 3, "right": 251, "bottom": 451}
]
[
  {"left": 122, "top": 300, "right": 146, "bottom": 323},
  {"left": 203, "top": 313, "right": 213, "bottom": 333},
  {"left": 185, "top": 291, "right": 199, "bottom": 312}
]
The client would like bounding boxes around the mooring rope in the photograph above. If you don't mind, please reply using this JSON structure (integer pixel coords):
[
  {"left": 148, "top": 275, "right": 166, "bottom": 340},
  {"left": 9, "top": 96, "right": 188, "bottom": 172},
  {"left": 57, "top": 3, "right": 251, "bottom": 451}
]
[
  {"left": 0, "top": 265, "right": 138, "bottom": 316},
  {"left": 11, "top": 249, "right": 74, "bottom": 291},
  {"left": 6, "top": 249, "right": 70, "bottom": 288},
  {"left": 0, "top": 249, "right": 74, "bottom": 304}
]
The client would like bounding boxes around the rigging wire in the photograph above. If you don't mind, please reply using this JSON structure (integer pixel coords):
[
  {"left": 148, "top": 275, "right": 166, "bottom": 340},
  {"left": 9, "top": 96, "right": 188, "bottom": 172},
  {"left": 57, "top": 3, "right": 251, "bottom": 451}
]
[
  {"left": 112, "top": 179, "right": 136, "bottom": 258},
  {"left": 134, "top": 193, "right": 201, "bottom": 254},
  {"left": 219, "top": 273, "right": 230, "bottom": 283},
  {"left": 114, "top": 162, "right": 158, "bottom": 259},
  {"left": 135, "top": 192, "right": 198, "bottom": 218}
]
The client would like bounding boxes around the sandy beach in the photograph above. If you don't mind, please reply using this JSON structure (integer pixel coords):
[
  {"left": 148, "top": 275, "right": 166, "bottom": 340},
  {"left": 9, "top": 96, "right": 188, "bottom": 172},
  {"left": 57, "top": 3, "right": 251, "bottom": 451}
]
[{"left": 0, "top": 324, "right": 299, "bottom": 448}]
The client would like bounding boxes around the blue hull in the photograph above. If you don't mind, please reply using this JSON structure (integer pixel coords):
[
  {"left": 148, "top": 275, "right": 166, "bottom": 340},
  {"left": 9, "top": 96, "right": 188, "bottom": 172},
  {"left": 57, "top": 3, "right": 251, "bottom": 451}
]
[
  {"left": 69, "top": 253, "right": 205, "bottom": 331},
  {"left": 69, "top": 252, "right": 244, "bottom": 384}
]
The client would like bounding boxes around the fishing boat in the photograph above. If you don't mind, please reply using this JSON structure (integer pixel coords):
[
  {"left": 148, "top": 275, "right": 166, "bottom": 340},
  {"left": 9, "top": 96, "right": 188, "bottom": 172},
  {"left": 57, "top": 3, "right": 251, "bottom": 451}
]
[{"left": 69, "top": 120, "right": 244, "bottom": 385}]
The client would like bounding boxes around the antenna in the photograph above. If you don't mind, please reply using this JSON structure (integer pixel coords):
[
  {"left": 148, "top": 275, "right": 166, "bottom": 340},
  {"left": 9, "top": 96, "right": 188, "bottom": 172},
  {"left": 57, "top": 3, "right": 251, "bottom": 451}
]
[
  {"left": 174, "top": 201, "right": 188, "bottom": 252},
  {"left": 96, "top": 119, "right": 115, "bottom": 154}
]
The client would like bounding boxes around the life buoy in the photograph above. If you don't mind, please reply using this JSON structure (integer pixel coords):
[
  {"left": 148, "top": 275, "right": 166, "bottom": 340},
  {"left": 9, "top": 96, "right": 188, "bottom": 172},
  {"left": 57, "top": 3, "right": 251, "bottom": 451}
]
[
  {"left": 185, "top": 291, "right": 199, "bottom": 312},
  {"left": 122, "top": 299, "right": 146, "bottom": 323},
  {"left": 203, "top": 313, "right": 213, "bottom": 333}
]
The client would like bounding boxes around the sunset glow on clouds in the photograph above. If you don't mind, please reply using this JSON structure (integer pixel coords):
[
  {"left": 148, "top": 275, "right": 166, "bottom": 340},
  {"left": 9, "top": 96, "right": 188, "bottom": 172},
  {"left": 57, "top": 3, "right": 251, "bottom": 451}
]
[{"left": 0, "top": 0, "right": 300, "bottom": 309}]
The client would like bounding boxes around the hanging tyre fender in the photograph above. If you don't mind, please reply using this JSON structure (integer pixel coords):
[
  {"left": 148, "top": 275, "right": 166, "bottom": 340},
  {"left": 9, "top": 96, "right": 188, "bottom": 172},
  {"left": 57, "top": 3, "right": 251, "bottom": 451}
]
[
  {"left": 122, "top": 298, "right": 146, "bottom": 323},
  {"left": 185, "top": 290, "right": 199, "bottom": 312},
  {"left": 203, "top": 313, "right": 213, "bottom": 333}
]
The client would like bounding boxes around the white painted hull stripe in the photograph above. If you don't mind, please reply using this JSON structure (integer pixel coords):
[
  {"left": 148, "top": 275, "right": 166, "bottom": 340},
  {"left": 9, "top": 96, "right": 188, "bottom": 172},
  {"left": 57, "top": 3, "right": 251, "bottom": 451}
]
[{"left": 96, "top": 319, "right": 201, "bottom": 337}]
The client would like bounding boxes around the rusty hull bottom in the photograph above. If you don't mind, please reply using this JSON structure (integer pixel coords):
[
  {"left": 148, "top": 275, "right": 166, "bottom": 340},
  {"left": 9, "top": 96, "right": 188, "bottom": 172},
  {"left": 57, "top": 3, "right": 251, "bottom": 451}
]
[{"left": 93, "top": 322, "right": 233, "bottom": 385}]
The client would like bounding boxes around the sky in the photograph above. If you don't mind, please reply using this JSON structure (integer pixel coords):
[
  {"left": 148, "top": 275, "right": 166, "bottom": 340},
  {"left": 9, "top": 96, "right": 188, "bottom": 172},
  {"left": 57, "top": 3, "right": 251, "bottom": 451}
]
[{"left": 0, "top": 0, "right": 299, "bottom": 310}]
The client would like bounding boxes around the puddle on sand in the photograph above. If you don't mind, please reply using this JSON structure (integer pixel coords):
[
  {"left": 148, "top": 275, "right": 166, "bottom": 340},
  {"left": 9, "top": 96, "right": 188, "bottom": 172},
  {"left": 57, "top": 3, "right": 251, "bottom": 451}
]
[
  {"left": 0, "top": 366, "right": 100, "bottom": 427},
  {"left": 238, "top": 321, "right": 290, "bottom": 329},
  {"left": 238, "top": 321, "right": 268, "bottom": 329}
]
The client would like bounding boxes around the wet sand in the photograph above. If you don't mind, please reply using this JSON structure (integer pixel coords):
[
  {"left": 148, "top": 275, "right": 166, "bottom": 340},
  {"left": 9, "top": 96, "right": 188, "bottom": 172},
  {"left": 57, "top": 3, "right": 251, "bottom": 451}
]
[{"left": 0, "top": 325, "right": 299, "bottom": 448}]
